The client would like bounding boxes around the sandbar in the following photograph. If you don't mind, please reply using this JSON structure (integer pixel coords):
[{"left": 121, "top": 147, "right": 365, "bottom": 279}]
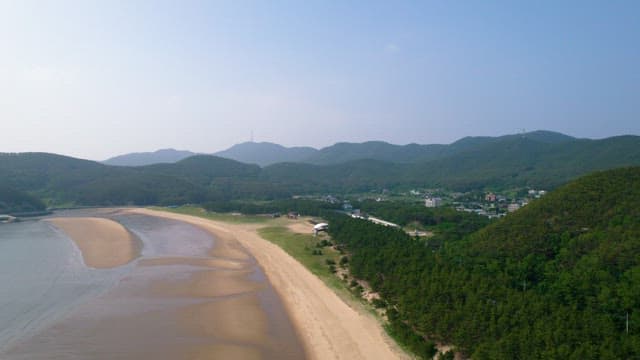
[{"left": 46, "top": 217, "right": 140, "bottom": 268}]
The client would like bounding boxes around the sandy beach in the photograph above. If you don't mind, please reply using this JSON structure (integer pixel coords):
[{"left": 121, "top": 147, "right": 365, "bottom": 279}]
[
  {"left": 5, "top": 211, "right": 304, "bottom": 360},
  {"left": 132, "top": 208, "right": 406, "bottom": 360},
  {"left": 7, "top": 209, "right": 405, "bottom": 359},
  {"left": 46, "top": 217, "right": 140, "bottom": 268}
]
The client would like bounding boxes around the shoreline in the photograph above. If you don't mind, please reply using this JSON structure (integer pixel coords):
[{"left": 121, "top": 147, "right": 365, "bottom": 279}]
[
  {"left": 131, "top": 208, "right": 407, "bottom": 360},
  {"left": 6, "top": 211, "right": 304, "bottom": 360}
]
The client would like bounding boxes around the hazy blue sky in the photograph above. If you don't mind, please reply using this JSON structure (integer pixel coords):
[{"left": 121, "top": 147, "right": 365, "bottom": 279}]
[{"left": 1, "top": 1, "right": 638, "bottom": 160}]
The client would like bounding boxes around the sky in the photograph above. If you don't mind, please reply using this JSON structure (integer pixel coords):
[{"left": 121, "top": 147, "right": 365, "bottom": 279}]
[{"left": 1, "top": 1, "right": 639, "bottom": 160}]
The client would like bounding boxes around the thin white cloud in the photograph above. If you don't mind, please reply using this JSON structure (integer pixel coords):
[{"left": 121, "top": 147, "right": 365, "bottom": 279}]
[{"left": 384, "top": 43, "right": 399, "bottom": 53}]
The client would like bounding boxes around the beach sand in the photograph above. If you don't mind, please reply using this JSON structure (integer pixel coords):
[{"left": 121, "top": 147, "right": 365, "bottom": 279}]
[
  {"left": 5, "top": 213, "right": 304, "bottom": 360},
  {"left": 46, "top": 217, "right": 140, "bottom": 268},
  {"left": 131, "top": 208, "right": 407, "bottom": 360}
]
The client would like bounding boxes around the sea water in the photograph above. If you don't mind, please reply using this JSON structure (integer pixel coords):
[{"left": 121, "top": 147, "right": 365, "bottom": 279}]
[
  {"left": 0, "top": 212, "right": 305, "bottom": 359},
  {"left": 0, "top": 220, "right": 131, "bottom": 353}
]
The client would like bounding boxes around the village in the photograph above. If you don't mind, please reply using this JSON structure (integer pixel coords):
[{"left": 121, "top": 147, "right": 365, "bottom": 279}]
[
  {"left": 312, "top": 186, "right": 549, "bottom": 223},
  {"left": 425, "top": 188, "right": 548, "bottom": 218}
]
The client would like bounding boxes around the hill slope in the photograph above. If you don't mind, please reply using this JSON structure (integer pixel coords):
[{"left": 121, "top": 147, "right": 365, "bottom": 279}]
[
  {"left": 300, "top": 141, "right": 449, "bottom": 165},
  {"left": 0, "top": 185, "right": 46, "bottom": 214},
  {"left": 404, "top": 134, "right": 640, "bottom": 190},
  {"left": 102, "top": 148, "right": 197, "bottom": 166},
  {"left": 328, "top": 167, "right": 640, "bottom": 359}
]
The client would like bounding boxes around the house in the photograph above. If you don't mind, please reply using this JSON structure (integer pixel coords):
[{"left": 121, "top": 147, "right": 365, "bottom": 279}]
[
  {"left": 425, "top": 197, "right": 442, "bottom": 208},
  {"left": 507, "top": 203, "right": 520, "bottom": 213},
  {"left": 485, "top": 193, "right": 497, "bottom": 202}
]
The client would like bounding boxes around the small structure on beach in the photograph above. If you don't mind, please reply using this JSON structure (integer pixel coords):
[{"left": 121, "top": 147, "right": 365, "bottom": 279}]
[{"left": 313, "top": 223, "right": 329, "bottom": 236}]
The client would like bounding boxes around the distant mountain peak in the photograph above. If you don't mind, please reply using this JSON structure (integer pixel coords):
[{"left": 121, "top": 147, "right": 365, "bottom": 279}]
[
  {"left": 102, "top": 148, "right": 197, "bottom": 166},
  {"left": 214, "top": 142, "right": 318, "bottom": 167}
]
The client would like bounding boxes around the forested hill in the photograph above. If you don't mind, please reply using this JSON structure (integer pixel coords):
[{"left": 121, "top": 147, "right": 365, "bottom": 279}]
[
  {"left": 328, "top": 167, "right": 640, "bottom": 359},
  {"left": 0, "top": 153, "right": 278, "bottom": 206},
  {"left": 0, "top": 186, "right": 46, "bottom": 214},
  {"left": 404, "top": 134, "right": 640, "bottom": 190}
]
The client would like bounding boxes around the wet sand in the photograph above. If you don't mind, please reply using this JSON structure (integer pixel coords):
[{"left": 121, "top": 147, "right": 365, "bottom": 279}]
[
  {"left": 132, "top": 208, "right": 406, "bottom": 360},
  {"left": 5, "top": 212, "right": 304, "bottom": 360},
  {"left": 46, "top": 217, "right": 140, "bottom": 268}
]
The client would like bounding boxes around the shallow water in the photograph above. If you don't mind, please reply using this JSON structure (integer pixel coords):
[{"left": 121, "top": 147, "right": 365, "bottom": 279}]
[
  {"left": 0, "top": 220, "right": 130, "bottom": 352},
  {"left": 0, "top": 210, "right": 305, "bottom": 359}
]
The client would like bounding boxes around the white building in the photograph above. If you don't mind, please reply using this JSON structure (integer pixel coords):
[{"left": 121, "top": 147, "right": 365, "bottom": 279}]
[{"left": 425, "top": 197, "right": 442, "bottom": 208}]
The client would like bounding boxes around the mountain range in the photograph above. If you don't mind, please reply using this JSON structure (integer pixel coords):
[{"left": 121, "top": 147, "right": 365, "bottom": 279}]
[
  {"left": 2, "top": 130, "right": 640, "bottom": 209},
  {"left": 103, "top": 130, "right": 577, "bottom": 167}
]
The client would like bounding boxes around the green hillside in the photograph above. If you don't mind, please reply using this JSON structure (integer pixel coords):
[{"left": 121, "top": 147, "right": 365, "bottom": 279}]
[
  {"left": 0, "top": 185, "right": 46, "bottom": 214},
  {"left": 260, "top": 159, "right": 405, "bottom": 193},
  {"left": 407, "top": 135, "right": 640, "bottom": 190},
  {"left": 301, "top": 141, "right": 450, "bottom": 165},
  {"left": 327, "top": 167, "right": 640, "bottom": 359},
  {"left": 141, "top": 155, "right": 261, "bottom": 185}
]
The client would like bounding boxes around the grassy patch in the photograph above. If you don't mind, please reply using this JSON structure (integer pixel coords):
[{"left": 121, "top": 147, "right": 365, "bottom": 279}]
[
  {"left": 258, "top": 226, "right": 344, "bottom": 290},
  {"left": 150, "top": 205, "right": 269, "bottom": 224}
]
